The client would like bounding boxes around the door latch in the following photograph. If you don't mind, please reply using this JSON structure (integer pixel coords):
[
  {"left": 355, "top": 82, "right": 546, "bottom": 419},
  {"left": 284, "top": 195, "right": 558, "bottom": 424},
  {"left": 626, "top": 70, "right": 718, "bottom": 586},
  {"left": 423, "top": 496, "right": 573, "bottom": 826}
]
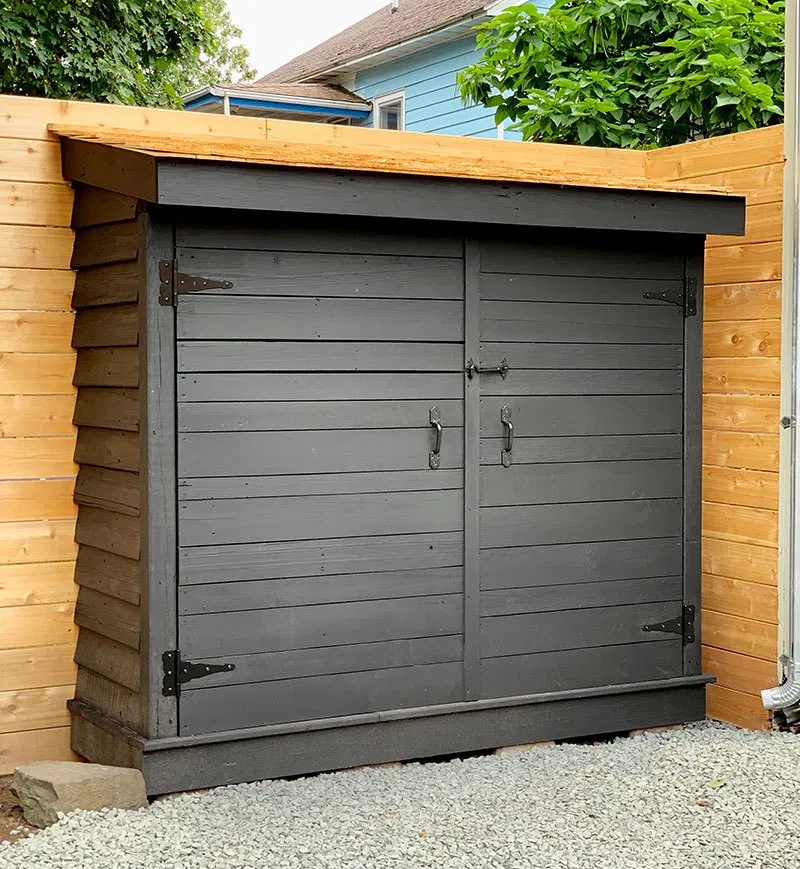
[{"left": 465, "top": 358, "right": 510, "bottom": 380}]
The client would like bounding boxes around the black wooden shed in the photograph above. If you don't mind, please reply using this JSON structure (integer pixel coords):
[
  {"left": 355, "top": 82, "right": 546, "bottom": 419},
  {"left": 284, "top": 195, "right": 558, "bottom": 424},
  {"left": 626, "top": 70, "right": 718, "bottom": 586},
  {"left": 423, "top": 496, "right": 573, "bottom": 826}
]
[{"left": 56, "top": 126, "right": 745, "bottom": 794}]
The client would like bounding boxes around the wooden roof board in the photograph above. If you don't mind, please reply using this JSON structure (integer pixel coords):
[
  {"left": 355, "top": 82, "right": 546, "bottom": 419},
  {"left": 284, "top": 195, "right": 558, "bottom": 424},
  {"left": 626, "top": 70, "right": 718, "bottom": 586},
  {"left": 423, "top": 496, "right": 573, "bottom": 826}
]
[{"left": 50, "top": 123, "right": 739, "bottom": 198}]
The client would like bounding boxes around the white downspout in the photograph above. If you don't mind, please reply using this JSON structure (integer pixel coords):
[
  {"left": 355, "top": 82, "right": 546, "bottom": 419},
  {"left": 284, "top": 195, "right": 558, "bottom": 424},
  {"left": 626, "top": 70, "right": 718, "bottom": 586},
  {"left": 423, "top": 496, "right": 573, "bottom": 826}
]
[
  {"left": 222, "top": 93, "right": 231, "bottom": 115},
  {"left": 763, "top": 0, "right": 800, "bottom": 712}
]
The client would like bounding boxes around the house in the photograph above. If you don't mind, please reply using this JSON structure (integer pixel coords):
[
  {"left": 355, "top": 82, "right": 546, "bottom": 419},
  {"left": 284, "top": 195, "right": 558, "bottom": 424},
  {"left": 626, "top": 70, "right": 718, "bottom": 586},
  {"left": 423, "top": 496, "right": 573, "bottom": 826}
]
[{"left": 183, "top": 0, "right": 551, "bottom": 139}]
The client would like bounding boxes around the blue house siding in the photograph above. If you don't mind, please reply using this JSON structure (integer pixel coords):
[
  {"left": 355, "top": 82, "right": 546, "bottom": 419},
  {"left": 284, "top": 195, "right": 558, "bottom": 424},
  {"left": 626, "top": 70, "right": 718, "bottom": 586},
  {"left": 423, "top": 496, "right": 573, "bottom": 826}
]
[{"left": 353, "top": 36, "right": 514, "bottom": 139}]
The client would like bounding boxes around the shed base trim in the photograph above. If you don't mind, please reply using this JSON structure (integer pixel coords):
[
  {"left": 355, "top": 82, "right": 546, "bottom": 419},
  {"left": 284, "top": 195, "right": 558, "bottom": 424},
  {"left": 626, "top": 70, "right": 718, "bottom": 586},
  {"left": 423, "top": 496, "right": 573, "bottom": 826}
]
[{"left": 71, "top": 681, "right": 709, "bottom": 795}]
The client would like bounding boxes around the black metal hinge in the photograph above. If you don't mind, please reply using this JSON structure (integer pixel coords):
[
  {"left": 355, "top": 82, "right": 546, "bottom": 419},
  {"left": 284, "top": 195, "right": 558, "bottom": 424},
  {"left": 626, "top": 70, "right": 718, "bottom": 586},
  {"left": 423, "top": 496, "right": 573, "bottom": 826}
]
[
  {"left": 158, "top": 260, "right": 233, "bottom": 306},
  {"left": 642, "top": 605, "right": 696, "bottom": 646},
  {"left": 642, "top": 277, "right": 697, "bottom": 317},
  {"left": 162, "top": 650, "right": 235, "bottom": 697}
]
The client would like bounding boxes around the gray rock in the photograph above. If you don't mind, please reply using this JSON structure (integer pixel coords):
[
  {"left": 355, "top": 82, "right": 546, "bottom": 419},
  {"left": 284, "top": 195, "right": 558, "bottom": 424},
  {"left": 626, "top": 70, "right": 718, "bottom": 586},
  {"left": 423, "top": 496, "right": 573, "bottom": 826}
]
[{"left": 13, "top": 761, "right": 147, "bottom": 828}]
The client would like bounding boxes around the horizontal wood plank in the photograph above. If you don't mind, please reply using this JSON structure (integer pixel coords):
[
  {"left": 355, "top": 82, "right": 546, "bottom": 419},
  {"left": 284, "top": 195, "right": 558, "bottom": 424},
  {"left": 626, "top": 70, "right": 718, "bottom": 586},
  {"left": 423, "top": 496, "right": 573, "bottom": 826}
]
[
  {"left": 0, "top": 225, "right": 74, "bottom": 270},
  {"left": 0, "top": 352, "right": 76, "bottom": 395},
  {"left": 706, "top": 201, "right": 781, "bottom": 248},
  {"left": 74, "top": 427, "right": 140, "bottom": 472},
  {"left": 480, "top": 435, "right": 681, "bottom": 465},
  {"left": 0, "top": 480, "right": 77, "bottom": 521},
  {"left": 75, "top": 466, "right": 139, "bottom": 516},
  {"left": 0, "top": 601, "right": 75, "bottom": 649},
  {"left": 0, "top": 726, "right": 77, "bottom": 775},
  {"left": 74, "top": 586, "right": 140, "bottom": 649},
  {"left": 702, "top": 646, "right": 776, "bottom": 696},
  {"left": 72, "top": 261, "right": 139, "bottom": 308},
  {"left": 0, "top": 180, "right": 73, "bottom": 227},
  {"left": 704, "top": 282, "right": 781, "bottom": 321},
  {"left": 702, "top": 573, "right": 777, "bottom": 624},
  {"left": 0, "top": 310, "right": 74, "bottom": 353},
  {"left": 703, "top": 319, "right": 780, "bottom": 358},
  {"left": 672, "top": 163, "right": 783, "bottom": 207},
  {"left": 703, "top": 501, "right": 778, "bottom": 547},
  {"left": 74, "top": 348, "right": 139, "bottom": 387},
  {"left": 702, "top": 609, "right": 777, "bottom": 661},
  {"left": 0, "top": 267, "right": 74, "bottom": 311},
  {"left": 75, "top": 668, "right": 140, "bottom": 731},
  {"left": 73, "top": 388, "right": 139, "bottom": 433},
  {"left": 75, "top": 505, "right": 140, "bottom": 560},
  {"left": 0, "top": 436, "right": 76, "bottom": 478},
  {"left": 71, "top": 222, "right": 138, "bottom": 269},
  {"left": 72, "top": 187, "right": 137, "bottom": 228},
  {"left": 0, "top": 643, "right": 76, "bottom": 692},
  {"left": 74, "top": 545, "right": 140, "bottom": 606},
  {"left": 703, "top": 357, "right": 780, "bottom": 395},
  {"left": 179, "top": 531, "right": 464, "bottom": 586},
  {"left": 72, "top": 304, "right": 139, "bottom": 349},
  {"left": 705, "top": 683, "right": 772, "bottom": 730},
  {"left": 0, "top": 395, "right": 77, "bottom": 437},
  {"left": 0, "top": 684, "right": 72, "bottom": 734},
  {"left": 702, "top": 537, "right": 777, "bottom": 586},
  {"left": 74, "top": 629, "right": 140, "bottom": 692},
  {"left": 0, "top": 137, "right": 63, "bottom": 183},
  {"left": 702, "top": 394, "right": 779, "bottom": 432},
  {"left": 702, "top": 430, "right": 779, "bottom": 472},
  {"left": 0, "top": 519, "right": 77, "bottom": 564},
  {"left": 646, "top": 126, "right": 783, "bottom": 180},
  {"left": 703, "top": 466, "right": 778, "bottom": 510},
  {"left": 0, "top": 561, "right": 76, "bottom": 607},
  {"left": 705, "top": 242, "right": 781, "bottom": 286}
]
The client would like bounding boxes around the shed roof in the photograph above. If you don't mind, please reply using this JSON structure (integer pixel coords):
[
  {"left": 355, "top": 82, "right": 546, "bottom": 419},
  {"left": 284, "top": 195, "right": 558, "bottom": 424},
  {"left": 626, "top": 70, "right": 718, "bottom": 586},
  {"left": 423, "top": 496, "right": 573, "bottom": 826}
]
[{"left": 49, "top": 123, "right": 735, "bottom": 197}]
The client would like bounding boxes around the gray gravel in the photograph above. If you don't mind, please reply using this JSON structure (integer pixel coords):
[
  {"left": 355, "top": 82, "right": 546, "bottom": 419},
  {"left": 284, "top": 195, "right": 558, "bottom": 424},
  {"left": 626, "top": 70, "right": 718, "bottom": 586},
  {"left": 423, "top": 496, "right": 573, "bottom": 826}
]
[{"left": 2, "top": 721, "right": 800, "bottom": 869}]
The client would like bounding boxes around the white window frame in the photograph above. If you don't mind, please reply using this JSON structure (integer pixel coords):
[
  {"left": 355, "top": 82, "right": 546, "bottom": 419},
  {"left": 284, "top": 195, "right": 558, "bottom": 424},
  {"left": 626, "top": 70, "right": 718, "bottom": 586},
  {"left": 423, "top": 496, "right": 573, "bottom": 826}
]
[{"left": 373, "top": 90, "right": 406, "bottom": 131}]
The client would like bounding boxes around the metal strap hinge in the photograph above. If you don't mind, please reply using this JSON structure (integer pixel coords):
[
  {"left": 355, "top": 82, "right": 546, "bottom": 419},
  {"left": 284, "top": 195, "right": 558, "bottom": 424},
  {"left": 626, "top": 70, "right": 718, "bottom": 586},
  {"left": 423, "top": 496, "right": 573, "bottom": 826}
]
[
  {"left": 641, "top": 605, "right": 695, "bottom": 646},
  {"left": 162, "top": 650, "right": 235, "bottom": 697},
  {"left": 158, "top": 260, "right": 233, "bottom": 306},
  {"left": 642, "top": 277, "right": 697, "bottom": 317}
]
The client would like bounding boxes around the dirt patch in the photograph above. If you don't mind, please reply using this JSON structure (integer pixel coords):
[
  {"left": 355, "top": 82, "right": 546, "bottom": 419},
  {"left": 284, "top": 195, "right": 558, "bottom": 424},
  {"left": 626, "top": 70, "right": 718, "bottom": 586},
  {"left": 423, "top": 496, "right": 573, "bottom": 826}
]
[{"left": 0, "top": 775, "right": 36, "bottom": 844}]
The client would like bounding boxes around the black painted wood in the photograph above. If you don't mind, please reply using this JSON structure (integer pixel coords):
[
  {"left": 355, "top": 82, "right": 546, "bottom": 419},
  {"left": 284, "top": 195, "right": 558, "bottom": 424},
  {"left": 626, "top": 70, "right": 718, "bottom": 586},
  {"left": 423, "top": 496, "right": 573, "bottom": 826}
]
[
  {"left": 179, "top": 566, "right": 465, "bottom": 615},
  {"left": 481, "top": 600, "right": 683, "bottom": 657},
  {"left": 179, "top": 399, "right": 465, "bottom": 433},
  {"left": 179, "top": 532, "right": 465, "bottom": 585},
  {"left": 181, "top": 662, "right": 465, "bottom": 734},
  {"left": 181, "top": 594, "right": 464, "bottom": 658},
  {"left": 156, "top": 161, "right": 744, "bottom": 236},
  {"left": 479, "top": 538, "right": 683, "bottom": 590},
  {"left": 176, "top": 249, "right": 464, "bottom": 299}
]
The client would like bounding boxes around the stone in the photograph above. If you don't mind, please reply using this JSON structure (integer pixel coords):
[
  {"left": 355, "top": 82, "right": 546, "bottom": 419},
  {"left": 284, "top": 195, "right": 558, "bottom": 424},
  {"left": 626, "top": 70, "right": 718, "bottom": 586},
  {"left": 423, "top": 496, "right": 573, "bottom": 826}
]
[
  {"left": 13, "top": 761, "right": 147, "bottom": 828},
  {"left": 628, "top": 724, "right": 684, "bottom": 738}
]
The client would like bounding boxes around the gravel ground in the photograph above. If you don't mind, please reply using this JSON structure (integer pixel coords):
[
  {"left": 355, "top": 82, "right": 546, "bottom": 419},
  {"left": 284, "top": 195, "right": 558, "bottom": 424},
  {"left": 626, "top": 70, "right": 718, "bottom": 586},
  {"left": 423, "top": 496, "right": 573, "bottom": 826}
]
[{"left": 2, "top": 721, "right": 800, "bottom": 869}]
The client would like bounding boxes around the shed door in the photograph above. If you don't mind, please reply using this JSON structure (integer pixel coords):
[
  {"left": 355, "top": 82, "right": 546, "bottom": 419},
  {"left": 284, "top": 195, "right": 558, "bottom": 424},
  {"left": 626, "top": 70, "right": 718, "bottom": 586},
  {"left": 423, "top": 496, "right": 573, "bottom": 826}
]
[
  {"left": 473, "top": 235, "right": 689, "bottom": 700},
  {"left": 174, "top": 219, "right": 466, "bottom": 736}
]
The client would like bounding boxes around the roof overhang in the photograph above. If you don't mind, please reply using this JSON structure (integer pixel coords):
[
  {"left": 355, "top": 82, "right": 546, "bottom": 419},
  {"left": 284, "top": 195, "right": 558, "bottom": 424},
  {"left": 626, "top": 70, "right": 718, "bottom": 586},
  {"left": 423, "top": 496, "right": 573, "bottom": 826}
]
[
  {"left": 51, "top": 125, "right": 746, "bottom": 238},
  {"left": 183, "top": 85, "right": 371, "bottom": 120}
]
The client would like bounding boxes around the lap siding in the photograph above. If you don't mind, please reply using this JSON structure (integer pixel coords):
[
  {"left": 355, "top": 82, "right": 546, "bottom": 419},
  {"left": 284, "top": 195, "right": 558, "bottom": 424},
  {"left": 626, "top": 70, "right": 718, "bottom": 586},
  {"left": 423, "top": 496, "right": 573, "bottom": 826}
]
[{"left": 68, "top": 190, "right": 144, "bottom": 734}]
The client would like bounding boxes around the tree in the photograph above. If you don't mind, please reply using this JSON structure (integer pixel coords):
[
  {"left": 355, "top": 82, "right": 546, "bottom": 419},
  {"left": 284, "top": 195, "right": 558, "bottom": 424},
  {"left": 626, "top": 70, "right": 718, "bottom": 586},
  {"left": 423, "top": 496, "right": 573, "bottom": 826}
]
[
  {"left": 457, "top": 0, "right": 784, "bottom": 148},
  {"left": 0, "top": 0, "right": 255, "bottom": 109}
]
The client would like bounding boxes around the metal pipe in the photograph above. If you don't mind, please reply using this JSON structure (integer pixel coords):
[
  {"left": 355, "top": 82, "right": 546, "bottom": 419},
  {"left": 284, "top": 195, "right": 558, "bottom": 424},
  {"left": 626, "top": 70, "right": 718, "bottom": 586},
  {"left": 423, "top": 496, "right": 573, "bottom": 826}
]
[{"left": 763, "top": 0, "right": 800, "bottom": 712}]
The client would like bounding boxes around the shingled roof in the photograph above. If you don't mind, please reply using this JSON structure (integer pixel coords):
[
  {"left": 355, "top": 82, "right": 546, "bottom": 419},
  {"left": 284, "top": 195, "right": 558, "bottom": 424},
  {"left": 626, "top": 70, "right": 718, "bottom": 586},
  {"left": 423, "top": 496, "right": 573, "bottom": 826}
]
[{"left": 259, "top": 0, "right": 488, "bottom": 84}]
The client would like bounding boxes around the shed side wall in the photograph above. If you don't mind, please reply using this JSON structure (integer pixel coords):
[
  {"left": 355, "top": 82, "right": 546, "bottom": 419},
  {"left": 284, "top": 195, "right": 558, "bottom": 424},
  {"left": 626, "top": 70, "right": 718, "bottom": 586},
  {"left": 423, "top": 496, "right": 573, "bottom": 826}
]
[{"left": 648, "top": 124, "right": 784, "bottom": 730}]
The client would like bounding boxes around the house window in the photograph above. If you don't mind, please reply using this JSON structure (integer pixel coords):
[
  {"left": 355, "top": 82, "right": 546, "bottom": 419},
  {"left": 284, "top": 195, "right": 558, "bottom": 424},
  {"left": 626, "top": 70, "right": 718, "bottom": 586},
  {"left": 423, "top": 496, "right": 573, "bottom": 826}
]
[{"left": 374, "top": 91, "right": 405, "bottom": 131}]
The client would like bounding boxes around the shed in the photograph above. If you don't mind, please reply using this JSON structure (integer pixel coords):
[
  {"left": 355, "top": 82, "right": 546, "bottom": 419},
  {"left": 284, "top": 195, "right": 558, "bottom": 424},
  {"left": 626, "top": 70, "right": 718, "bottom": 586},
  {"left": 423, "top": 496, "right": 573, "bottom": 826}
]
[{"left": 52, "top": 124, "right": 745, "bottom": 794}]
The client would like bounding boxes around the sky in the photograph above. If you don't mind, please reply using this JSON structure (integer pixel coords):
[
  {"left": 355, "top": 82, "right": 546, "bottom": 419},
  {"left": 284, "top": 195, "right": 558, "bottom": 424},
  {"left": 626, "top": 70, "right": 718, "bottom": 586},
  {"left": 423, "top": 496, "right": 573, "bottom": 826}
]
[{"left": 226, "top": 1, "right": 388, "bottom": 79}]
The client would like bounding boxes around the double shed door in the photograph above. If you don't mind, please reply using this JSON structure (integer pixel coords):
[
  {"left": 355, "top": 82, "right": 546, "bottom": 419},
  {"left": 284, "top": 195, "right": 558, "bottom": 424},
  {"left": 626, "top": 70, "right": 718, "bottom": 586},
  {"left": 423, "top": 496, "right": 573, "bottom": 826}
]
[{"left": 173, "top": 218, "right": 692, "bottom": 737}]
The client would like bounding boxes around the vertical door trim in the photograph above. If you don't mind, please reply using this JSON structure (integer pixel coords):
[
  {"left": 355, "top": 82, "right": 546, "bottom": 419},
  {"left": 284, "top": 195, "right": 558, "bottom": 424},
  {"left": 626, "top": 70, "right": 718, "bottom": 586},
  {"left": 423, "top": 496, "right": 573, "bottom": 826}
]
[
  {"left": 139, "top": 209, "right": 179, "bottom": 738},
  {"left": 683, "top": 243, "right": 704, "bottom": 676},
  {"left": 463, "top": 238, "right": 481, "bottom": 700}
]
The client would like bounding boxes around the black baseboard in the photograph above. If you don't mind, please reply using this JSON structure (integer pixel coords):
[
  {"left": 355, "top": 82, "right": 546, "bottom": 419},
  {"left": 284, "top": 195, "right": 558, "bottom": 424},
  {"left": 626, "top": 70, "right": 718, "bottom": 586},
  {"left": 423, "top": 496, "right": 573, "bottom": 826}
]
[{"left": 71, "top": 679, "right": 708, "bottom": 795}]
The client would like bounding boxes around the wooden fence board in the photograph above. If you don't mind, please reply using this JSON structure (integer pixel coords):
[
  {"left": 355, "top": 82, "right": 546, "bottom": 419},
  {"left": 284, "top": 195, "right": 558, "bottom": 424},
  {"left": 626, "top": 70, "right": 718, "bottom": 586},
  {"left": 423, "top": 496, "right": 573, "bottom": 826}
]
[
  {"left": 705, "top": 242, "right": 782, "bottom": 286},
  {"left": 703, "top": 467, "right": 779, "bottom": 510},
  {"left": 702, "top": 430, "right": 779, "bottom": 472},
  {"left": 0, "top": 267, "right": 74, "bottom": 311},
  {"left": 0, "top": 181, "right": 73, "bottom": 227},
  {"left": 702, "top": 394, "right": 780, "bottom": 432},
  {"left": 704, "top": 282, "right": 781, "bottom": 321},
  {"left": 0, "top": 137, "right": 63, "bottom": 183},
  {"left": 0, "top": 601, "right": 76, "bottom": 649},
  {"left": 0, "top": 561, "right": 76, "bottom": 607},
  {"left": 0, "top": 684, "right": 72, "bottom": 734},
  {"left": 706, "top": 683, "right": 772, "bottom": 730},
  {"left": 0, "top": 643, "right": 76, "bottom": 692},
  {"left": 0, "top": 353, "right": 76, "bottom": 395},
  {"left": 703, "top": 609, "right": 777, "bottom": 661},
  {"left": 0, "top": 435, "right": 76, "bottom": 480},
  {"left": 0, "top": 226, "right": 74, "bottom": 270},
  {"left": 702, "top": 646, "right": 776, "bottom": 696},
  {"left": 0, "top": 480, "right": 77, "bottom": 522},
  {"left": 703, "top": 357, "right": 780, "bottom": 395},
  {"left": 0, "top": 519, "right": 77, "bottom": 564},
  {"left": 0, "top": 726, "right": 76, "bottom": 775},
  {"left": 706, "top": 201, "right": 781, "bottom": 248},
  {"left": 703, "top": 319, "right": 780, "bottom": 358},
  {"left": 703, "top": 573, "right": 778, "bottom": 624},
  {"left": 0, "top": 395, "right": 77, "bottom": 437},
  {"left": 702, "top": 538, "right": 778, "bottom": 586},
  {"left": 0, "top": 311, "right": 74, "bottom": 353},
  {"left": 703, "top": 501, "right": 778, "bottom": 547}
]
